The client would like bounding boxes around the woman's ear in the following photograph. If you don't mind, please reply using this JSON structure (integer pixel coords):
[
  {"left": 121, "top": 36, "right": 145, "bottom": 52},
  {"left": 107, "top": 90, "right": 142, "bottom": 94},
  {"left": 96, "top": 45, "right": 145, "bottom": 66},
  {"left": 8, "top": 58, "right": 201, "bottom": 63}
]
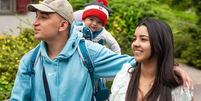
[{"left": 59, "top": 20, "right": 69, "bottom": 32}]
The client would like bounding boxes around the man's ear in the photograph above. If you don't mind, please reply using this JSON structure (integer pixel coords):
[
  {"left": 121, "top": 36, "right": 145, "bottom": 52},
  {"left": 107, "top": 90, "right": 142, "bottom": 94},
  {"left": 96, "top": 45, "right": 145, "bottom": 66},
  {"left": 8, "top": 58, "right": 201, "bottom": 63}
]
[{"left": 59, "top": 20, "right": 69, "bottom": 32}]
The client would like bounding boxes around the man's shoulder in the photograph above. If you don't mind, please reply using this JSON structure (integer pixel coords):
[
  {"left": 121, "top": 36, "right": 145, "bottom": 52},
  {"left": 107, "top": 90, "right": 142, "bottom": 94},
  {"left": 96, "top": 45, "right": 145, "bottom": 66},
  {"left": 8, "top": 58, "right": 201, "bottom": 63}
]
[
  {"left": 85, "top": 40, "right": 104, "bottom": 51},
  {"left": 19, "top": 47, "right": 38, "bottom": 67},
  {"left": 85, "top": 40, "right": 115, "bottom": 57}
]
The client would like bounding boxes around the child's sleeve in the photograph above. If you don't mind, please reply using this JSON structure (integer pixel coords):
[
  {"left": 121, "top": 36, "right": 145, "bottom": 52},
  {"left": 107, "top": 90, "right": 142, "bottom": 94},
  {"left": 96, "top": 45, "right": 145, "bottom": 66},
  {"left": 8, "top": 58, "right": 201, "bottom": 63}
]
[{"left": 104, "top": 31, "right": 121, "bottom": 54}]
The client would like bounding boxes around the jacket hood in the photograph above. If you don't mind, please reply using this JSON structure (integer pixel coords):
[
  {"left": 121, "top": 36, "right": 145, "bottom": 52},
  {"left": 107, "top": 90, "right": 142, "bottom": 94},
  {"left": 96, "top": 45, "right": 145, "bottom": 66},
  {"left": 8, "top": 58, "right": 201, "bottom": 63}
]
[{"left": 40, "top": 26, "right": 83, "bottom": 60}]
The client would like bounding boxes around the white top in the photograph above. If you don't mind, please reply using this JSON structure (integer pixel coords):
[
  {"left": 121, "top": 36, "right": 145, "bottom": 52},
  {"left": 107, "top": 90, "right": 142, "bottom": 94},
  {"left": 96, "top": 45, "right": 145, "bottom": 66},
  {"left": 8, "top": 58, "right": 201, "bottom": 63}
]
[
  {"left": 93, "top": 28, "right": 121, "bottom": 54},
  {"left": 110, "top": 63, "right": 194, "bottom": 101}
]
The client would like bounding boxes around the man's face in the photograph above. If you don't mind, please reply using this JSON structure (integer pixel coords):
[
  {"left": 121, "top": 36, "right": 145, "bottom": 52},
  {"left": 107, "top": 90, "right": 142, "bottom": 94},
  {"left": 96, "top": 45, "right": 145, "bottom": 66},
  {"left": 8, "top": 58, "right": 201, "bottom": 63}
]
[
  {"left": 83, "top": 16, "right": 103, "bottom": 33},
  {"left": 33, "top": 10, "right": 63, "bottom": 42}
]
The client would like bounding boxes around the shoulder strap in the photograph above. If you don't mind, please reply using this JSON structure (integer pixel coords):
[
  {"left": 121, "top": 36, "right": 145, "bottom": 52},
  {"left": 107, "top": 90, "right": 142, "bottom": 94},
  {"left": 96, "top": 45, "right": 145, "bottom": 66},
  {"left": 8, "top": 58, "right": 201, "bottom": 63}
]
[
  {"left": 28, "top": 44, "right": 41, "bottom": 76},
  {"left": 74, "top": 21, "right": 93, "bottom": 41},
  {"left": 77, "top": 39, "right": 95, "bottom": 101},
  {"left": 27, "top": 44, "right": 41, "bottom": 101},
  {"left": 74, "top": 21, "right": 84, "bottom": 32},
  {"left": 28, "top": 45, "right": 51, "bottom": 101},
  {"left": 82, "top": 27, "right": 93, "bottom": 41},
  {"left": 77, "top": 39, "right": 94, "bottom": 87}
]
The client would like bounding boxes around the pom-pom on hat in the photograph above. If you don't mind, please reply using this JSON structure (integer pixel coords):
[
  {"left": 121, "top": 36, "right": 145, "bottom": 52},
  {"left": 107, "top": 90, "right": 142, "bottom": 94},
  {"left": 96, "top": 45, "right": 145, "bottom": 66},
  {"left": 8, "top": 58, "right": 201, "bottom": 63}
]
[{"left": 82, "top": 0, "right": 112, "bottom": 26}]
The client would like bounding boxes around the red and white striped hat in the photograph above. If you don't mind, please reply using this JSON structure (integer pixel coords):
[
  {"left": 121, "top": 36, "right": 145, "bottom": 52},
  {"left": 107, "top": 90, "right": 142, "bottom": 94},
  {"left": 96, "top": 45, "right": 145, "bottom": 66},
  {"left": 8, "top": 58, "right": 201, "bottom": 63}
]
[{"left": 82, "top": 0, "right": 112, "bottom": 26}]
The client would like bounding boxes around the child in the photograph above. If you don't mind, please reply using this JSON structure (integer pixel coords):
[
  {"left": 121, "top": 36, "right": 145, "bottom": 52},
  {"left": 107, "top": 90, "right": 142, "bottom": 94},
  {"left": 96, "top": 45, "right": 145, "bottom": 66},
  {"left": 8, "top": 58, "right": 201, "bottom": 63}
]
[
  {"left": 74, "top": 0, "right": 121, "bottom": 54},
  {"left": 74, "top": 1, "right": 121, "bottom": 100}
]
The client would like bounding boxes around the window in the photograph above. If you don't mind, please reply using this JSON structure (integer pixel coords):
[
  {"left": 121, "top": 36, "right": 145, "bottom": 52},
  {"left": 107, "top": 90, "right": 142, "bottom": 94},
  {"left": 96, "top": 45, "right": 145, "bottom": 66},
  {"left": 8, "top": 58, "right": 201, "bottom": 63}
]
[
  {"left": 0, "top": 0, "right": 11, "bottom": 11},
  {"left": 0, "top": 0, "right": 31, "bottom": 14},
  {"left": 0, "top": 0, "right": 16, "bottom": 14}
]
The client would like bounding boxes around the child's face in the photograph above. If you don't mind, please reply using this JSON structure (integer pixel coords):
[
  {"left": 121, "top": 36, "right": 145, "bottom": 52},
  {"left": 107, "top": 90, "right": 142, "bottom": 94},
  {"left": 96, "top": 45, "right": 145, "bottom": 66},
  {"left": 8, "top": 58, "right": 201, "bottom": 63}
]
[{"left": 83, "top": 16, "right": 103, "bottom": 32}]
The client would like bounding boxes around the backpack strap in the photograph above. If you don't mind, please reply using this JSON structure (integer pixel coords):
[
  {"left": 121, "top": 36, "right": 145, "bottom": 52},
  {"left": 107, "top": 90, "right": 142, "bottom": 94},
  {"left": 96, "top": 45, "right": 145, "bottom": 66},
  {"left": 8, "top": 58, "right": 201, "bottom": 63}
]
[
  {"left": 28, "top": 44, "right": 41, "bottom": 101},
  {"left": 74, "top": 21, "right": 84, "bottom": 32},
  {"left": 28, "top": 45, "right": 51, "bottom": 101},
  {"left": 74, "top": 21, "right": 93, "bottom": 41},
  {"left": 28, "top": 44, "right": 41, "bottom": 76},
  {"left": 77, "top": 39, "right": 94, "bottom": 87},
  {"left": 83, "top": 27, "right": 93, "bottom": 41},
  {"left": 77, "top": 39, "right": 95, "bottom": 101}
]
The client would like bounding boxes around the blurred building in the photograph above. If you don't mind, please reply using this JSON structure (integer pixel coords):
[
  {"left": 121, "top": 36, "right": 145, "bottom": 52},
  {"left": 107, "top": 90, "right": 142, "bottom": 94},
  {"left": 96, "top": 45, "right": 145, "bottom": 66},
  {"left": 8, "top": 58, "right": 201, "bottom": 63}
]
[{"left": 0, "top": 0, "right": 41, "bottom": 36}]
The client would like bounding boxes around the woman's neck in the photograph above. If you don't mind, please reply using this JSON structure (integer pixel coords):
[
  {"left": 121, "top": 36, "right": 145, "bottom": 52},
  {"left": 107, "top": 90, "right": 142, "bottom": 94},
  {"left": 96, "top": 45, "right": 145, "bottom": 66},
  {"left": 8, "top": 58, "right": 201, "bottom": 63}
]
[
  {"left": 140, "top": 63, "right": 156, "bottom": 79},
  {"left": 137, "top": 56, "right": 157, "bottom": 100},
  {"left": 140, "top": 55, "right": 157, "bottom": 85}
]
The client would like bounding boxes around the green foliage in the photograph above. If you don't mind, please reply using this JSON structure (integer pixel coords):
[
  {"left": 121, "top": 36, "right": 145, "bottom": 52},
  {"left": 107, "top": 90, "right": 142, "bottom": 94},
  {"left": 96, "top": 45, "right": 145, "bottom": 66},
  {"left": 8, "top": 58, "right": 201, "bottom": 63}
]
[
  {"left": 176, "top": 0, "right": 201, "bottom": 69},
  {"left": 70, "top": 0, "right": 93, "bottom": 11},
  {"left": 191, "top": 0, "right": 201, "bottom": 30},
  {"left": 105, "top": 0, "right": 176, "bottom": 55},
  {"left": 170, "top": 11, "right": 197, "bottom": 58},
  {"left": 106, "top": 80, "right": 113, "bottom": 93},
  {"left": 181, "top": 27, "right": 201, "bottom": 69},
  {"left": 158, "top": 0, "right": 192, "bottom": 11},
  {"left": 0, "top": 16, "right": 40, "bottom": 100}
]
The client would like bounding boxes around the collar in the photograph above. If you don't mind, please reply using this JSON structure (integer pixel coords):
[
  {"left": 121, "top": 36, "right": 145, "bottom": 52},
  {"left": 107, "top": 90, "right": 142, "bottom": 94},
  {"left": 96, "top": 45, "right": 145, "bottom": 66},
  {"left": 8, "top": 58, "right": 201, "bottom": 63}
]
[
  {"left": 93, "top": 27, "right": 103, "bottom": 38},
  {"left": 40, "top": 26, "right": 83, "bottom": 60}
]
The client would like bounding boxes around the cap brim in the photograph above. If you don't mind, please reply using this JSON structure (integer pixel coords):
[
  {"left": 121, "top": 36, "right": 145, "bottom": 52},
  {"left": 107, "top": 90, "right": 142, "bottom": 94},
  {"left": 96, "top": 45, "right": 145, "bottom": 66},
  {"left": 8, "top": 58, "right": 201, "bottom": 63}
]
[{"left": 27, "top": 4, "right": 55, "bottom": 12}]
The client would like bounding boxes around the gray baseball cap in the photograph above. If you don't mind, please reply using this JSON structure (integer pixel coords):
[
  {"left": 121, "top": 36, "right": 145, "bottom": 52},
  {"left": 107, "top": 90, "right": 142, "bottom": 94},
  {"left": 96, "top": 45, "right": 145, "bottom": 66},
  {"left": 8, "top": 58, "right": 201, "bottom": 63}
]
[{"left": 27, "top": 0, "right": 74, "bottom": 24}]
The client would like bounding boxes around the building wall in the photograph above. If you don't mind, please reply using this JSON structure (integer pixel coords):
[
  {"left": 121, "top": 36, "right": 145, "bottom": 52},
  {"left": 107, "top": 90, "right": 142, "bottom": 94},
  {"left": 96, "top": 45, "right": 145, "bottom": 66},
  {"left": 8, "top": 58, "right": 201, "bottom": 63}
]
[
  {"left": 0, "top": 0, "right": 40, "bottom": 36},
  {"left": 0, "top": 12, "right": 35, "bottom": 36}
]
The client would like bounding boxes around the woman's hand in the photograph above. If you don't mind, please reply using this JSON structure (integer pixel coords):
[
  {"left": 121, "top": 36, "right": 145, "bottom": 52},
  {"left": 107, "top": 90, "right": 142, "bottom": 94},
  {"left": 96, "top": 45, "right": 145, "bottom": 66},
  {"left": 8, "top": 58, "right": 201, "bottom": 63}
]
[{"left": 173, "top": 66, "right": 194, "bottom": 92}]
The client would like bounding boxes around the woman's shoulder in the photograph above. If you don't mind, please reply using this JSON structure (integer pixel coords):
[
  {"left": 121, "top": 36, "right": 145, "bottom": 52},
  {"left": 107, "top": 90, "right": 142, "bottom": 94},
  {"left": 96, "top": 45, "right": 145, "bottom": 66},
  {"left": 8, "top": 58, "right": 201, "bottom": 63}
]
[
  {"left": 110, "top": 63, "right": 134, "bottom": 101},
  {"left": 116, "top": 62, "right": 133, "bottom": 79},
  {"left": 171, "top": 83, "right": 194, "bottom": 101}
]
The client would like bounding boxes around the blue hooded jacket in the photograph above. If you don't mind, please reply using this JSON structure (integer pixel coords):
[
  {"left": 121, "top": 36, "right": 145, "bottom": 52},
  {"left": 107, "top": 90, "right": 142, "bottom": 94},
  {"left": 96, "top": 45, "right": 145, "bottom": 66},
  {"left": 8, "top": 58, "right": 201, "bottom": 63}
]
[{"left": 10, "top": 26, "right": 135, "bottom": 101}]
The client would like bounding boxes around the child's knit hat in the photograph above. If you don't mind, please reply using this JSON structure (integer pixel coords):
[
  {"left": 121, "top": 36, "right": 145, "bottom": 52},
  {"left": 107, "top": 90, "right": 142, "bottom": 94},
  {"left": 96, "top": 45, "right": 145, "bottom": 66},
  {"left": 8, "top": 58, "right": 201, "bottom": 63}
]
[{"left": 82, "top": 0, "right": 112, "bottom": 26}]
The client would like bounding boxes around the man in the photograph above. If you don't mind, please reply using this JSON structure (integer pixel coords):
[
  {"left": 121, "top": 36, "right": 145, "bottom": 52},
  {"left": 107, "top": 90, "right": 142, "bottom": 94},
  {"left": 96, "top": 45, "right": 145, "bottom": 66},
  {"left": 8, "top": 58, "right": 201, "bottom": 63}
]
[{"left": 10, "top": 0, "right": 193, "bottom": 101}]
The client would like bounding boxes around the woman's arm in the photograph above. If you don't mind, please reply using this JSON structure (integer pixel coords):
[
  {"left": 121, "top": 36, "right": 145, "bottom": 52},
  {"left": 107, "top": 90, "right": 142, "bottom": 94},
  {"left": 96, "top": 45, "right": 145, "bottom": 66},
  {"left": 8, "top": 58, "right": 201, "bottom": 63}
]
[{"left": 173, "top": 66, "right": 194, "bottom": 91}]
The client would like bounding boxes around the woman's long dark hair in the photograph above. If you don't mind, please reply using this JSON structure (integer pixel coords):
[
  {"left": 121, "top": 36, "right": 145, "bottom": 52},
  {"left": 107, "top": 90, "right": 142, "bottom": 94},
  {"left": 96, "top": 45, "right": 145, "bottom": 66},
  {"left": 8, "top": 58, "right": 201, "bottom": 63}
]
[{"left": 126, "top": 18, "right": 183, "bottom": 101}]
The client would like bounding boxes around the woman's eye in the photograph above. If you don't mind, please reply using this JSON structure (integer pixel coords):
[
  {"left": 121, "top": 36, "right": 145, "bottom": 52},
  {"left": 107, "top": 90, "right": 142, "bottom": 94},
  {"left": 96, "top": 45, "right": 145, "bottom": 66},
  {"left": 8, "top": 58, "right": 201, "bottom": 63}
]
[
  {"left": 90, "top": 19, "right": 93, "bottom": 21},
  {"left": 142, "top": 38, "right": 147, "bottom": 41}
]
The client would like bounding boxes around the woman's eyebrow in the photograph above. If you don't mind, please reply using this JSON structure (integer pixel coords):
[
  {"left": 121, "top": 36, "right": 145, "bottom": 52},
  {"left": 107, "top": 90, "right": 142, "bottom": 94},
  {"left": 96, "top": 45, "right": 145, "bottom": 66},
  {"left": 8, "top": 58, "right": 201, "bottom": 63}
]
[
  {"left": 133, "top": 35, "right": 149, "bottom": 38},
  {"left": 139, "top": 35, "right": 149, "bottom": 38}
]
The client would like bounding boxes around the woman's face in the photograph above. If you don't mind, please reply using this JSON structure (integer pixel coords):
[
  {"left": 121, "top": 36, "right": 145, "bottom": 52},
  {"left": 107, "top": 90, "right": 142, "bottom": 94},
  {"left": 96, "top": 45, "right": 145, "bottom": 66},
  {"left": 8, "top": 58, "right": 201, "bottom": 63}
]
[{"left": 131, "top": 25, "right": 152, "bottom": 63}]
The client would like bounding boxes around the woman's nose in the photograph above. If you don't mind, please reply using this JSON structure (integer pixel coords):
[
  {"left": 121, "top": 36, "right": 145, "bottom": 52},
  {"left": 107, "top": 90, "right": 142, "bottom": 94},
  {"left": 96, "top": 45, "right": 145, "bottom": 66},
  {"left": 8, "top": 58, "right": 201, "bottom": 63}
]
[{"left": 132, "top": 40, "right": 140, "bottom": 47}]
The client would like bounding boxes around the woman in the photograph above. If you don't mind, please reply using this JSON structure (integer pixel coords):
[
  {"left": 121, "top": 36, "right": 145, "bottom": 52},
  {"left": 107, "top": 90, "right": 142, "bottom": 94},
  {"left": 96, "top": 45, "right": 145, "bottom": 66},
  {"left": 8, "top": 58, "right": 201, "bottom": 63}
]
[{"left": 110, "top": 18, "right": 194, "bottom": 101}]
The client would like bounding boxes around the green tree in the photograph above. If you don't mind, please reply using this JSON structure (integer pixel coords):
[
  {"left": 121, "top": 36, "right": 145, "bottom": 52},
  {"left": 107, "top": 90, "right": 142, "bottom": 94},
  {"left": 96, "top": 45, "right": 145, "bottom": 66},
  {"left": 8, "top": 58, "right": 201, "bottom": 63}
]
[{"left": 180, "top": 0, "right": 201, "bottom": 69}]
